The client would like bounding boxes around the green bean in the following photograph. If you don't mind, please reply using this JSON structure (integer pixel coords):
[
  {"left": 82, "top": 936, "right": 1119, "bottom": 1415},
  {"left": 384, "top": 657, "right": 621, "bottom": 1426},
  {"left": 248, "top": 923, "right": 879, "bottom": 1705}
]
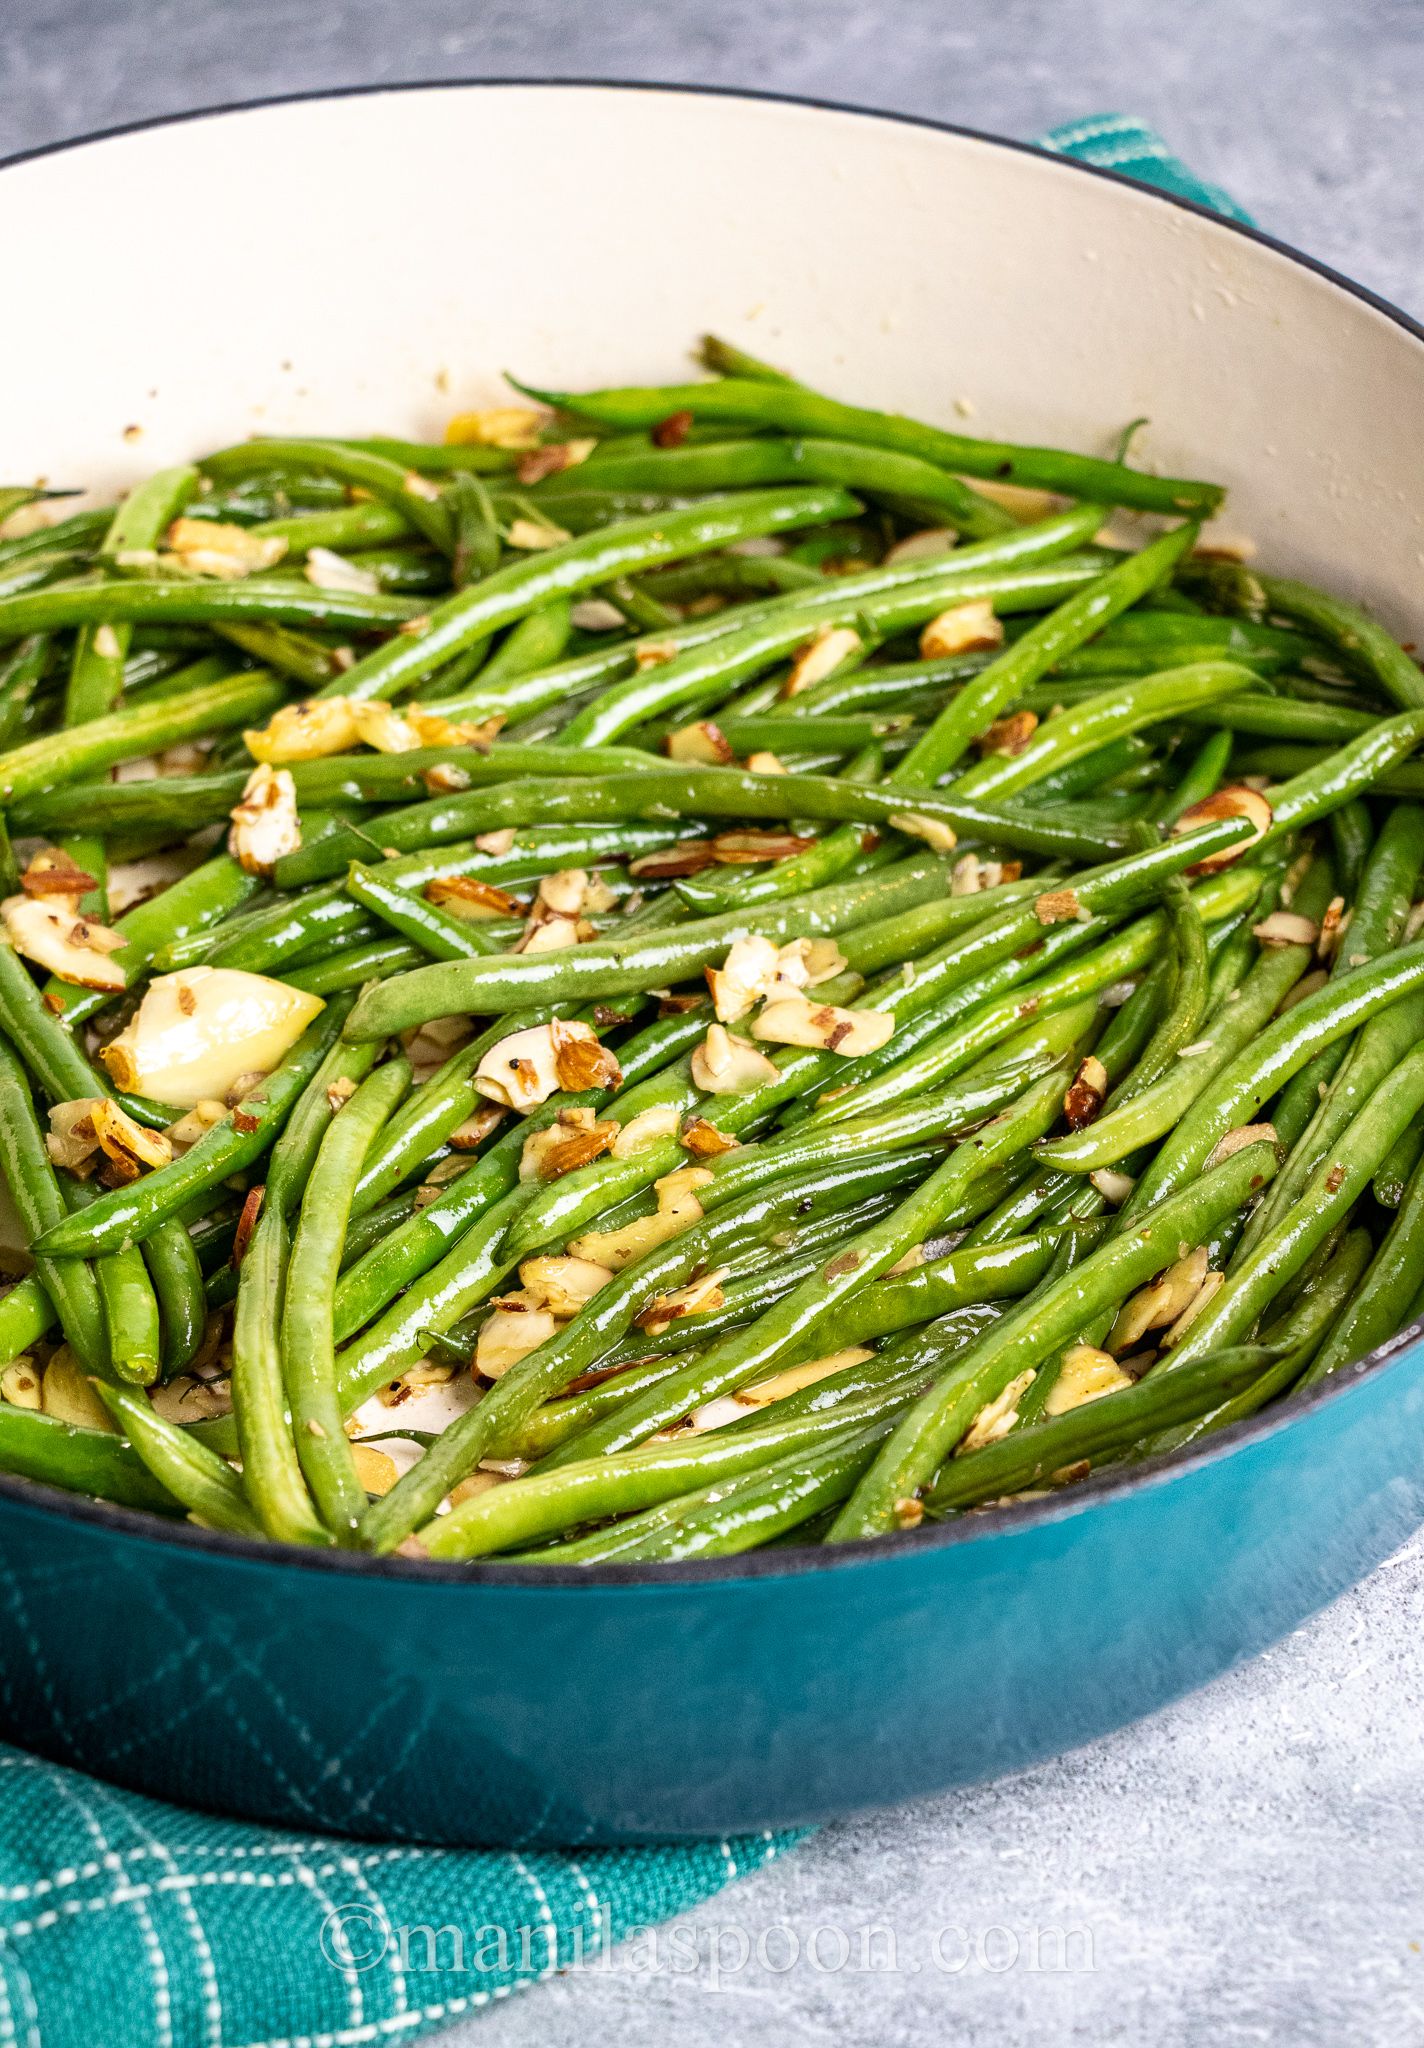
[
  {"left": 1303, "top": 1149, "right": 1424, "bottom": 1386},
  {"left": 285, "top": 938, "right": 425, "bottom": 995},
  {"left": 1130, "top": 927, "right": 1424, "bottom": 1223},
  {"left": 343, "top": 853, "right": 956, "bottom": 1035},
  {"left": 229, "top": 1203, "right": 329, "bottom": 1544},
  {"left": 308, "top": 486, "right": 856, "bottom": 704},
  {"left": 141, "top": 1220, "right": 208, "bottom": 1377},
  {"left": 65, "top": 467, "right": 197, "bottom": 725},
  {"left": 343, "top": 861, "right": 507, "bottom": 962},
  {"left": 432, "top": 524, "right": 1111, "bottom": 727},
  {"left": 562, "top": 547, "right": 1106, "bottom": 748},
  {"left": 0, "top": 669, "right": 284, "bottom": 804},
  {"left": 419, "top": 1374, "right": 920, "bottom": 1561},
  {"left": 98, "top": 1382, "right": 262, "bottom": 1535},
  {"left": 0, "top": 1040, "right": 107, "bottom": 1372},
  {"left": 0, "top": 1274, "right": 58, "bottom": 1364},
  {"left": 1037, "top": 857, "right": 1335, "bottom": 1174},
  {"left": 950, "top": 659, "right": 1249, "bottom": 805},
  {"left": 830, "top": 1137, "right": 1277, "bottom": 1539},
  {"left": 1115, "top": 877, "right": 1208, "bottom": 1096},
  {"left": 896, "top": 524, "right": 1200, "bottom": 786},
  {"left": 525, "top": 375, "right": 1224, "bottom": 516},
  {"left": 1168, "top": 1048, "right": 1424, "bottom": 1369},
  {"left": 33, "top": 1004, "right": 344, "bottom": 1259},
  {"left": 1251, "top": 573, "right": 1424, "bottom": 710},
  {"left": 1374, "top": 1121, "right": 1424, "bottom": 1209},
  {"left": 1263, "top": 709, "right": 1424, "bottom": 840},
  {"left": 263, "top": 1002, "right": 375, "bottom": 1215},
  {"left": 0, "top": 574, "right": 422, "bottom": 642},
  {"left": 283, "top": 1058, "right": 412, "bottom": 1539},
  {"left": 253, "top": 500, "right": 411, "bottom": 554},
  {"left": 0, "top": 1399, "right": 177, "bottom": 1513}
]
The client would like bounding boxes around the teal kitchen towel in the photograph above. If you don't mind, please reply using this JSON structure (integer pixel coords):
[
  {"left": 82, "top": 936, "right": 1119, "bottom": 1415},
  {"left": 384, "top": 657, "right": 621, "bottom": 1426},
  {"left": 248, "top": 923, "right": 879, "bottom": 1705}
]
[{"left": 0, "top": 116, "right": 1248, "bottom": 2048}]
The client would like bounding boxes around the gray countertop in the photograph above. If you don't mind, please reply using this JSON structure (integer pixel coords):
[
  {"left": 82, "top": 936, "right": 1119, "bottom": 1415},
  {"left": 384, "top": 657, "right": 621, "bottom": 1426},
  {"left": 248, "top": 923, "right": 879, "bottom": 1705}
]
[{"left": 4, "top": 5, "right": 1423, "bottom": 2042}]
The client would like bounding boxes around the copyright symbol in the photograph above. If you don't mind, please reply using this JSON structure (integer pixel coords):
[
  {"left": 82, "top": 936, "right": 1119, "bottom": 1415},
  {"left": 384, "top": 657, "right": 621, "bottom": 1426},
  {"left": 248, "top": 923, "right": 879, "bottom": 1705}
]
[{"left": 320, "top": 1903, "right": 391, "bottom": 1973}]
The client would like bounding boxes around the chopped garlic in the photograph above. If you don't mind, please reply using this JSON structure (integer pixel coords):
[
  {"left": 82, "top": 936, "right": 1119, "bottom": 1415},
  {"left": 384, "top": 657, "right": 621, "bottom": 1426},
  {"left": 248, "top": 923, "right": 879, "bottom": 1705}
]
[
  {"left": 2, "top": 895, "right": 126, "bottom": 990},
  {"left": 245, "top": 697, "right": 359, "bottom": 764},
  {"left": 100, "top": 967, "right": 323, "bottom": 1108}
]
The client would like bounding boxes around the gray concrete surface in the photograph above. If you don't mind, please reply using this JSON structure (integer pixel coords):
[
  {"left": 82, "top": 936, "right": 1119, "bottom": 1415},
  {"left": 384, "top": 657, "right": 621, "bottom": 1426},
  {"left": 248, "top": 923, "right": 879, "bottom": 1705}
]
[{"left": 4, "top": 4, "right": 1424, "bottom": 2042}]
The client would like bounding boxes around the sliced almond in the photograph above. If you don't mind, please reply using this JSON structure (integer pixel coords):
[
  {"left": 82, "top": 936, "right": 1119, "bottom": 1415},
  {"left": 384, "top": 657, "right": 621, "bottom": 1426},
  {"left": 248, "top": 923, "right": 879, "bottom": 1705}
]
[
  {"left": 476, "top": 1301, "right": 560, "bottom": 1379},
  {"left": 635, "top": 1267, "right": 730, "bottom": 1334},
  {"left": 507, "top": 516, "right": 571, "bottom": 551},
  {"left": 165, "top": 516, "right": 286, "bottom": 580},
  {"left": 3, "top": 895, "right": 126, "bottom": 990},
  {"left": 1253, "top": 911, "right": 1320, "bottom": 948},
  {"left": 424, "top": 875, "right": 522, "bottom": 921},
  {"left": 750, "top": 995, "right": 893, "bottom": 1057},
  {"left": 666, "top": 720, "right": 735, "bottom": 765},
  {"left": 745, "top": 752, "right": 787, "bottom": 777},
  {"left": 1063, "top": 1055, "right": 1108, "bottom": 1130},
  {"left": 976, "top": 709, "right": 1038, "bottom": 757},
  {"left": 610, "top": 1103, "right": 682, "bottom": 1158},
  {"left": 883, "top": 528, "right": 959, "bottom": 567},
  {"left": 710, "top": 830, "right": 814, "bottom": 864},
  {"left": 918, "top": 598, "right": 1002, "bottom": 660},
  {"left": 1203, "top": 1123, "right": 1278, "bottom": 1172},
  {"left": 957, "top": 1368, "right": 1037, "bottom": 1455},
  {"left": 1107, "top": 1247, "right": 1211, "bottom": 1355},
  {"left": 19, "top": 848, "right": 96, "bottom": 900},
  {"left": 350, "top": 701, "right": 423, "bottom": 754},
  {"left": 707, "top": 934, "right": 782, "bottom": 1023},
  {"left": 228, "top": 763, "right": 300, "bottom": 878},
  {"left": 680, "top": 1117, "right": 740, "bottom": 1158},
  {"left": 887, "top": 811, "right": 957, "bottom": 855},
  {"left": 1034, "top": 887, "right": 1086, "bottom": 926},
  {"left": 445, "top": 405, "right": 544, "bottom": 449},
  {"left": 245, "top": 697, "right": 359, "bottom": 765},
  {"left": 518, "top": 1253, "right": 613, "bottom": 1315},
  {"left": 304, "top": 546, "right": 380, "bottom": 595},
  {"left": 1043, "top": 1345, "right": 1133, "bottom": 1417},
  {"left": 551, "top": 1019, "right": 622, "bottom": 1093},
  {"left": 1171, "top": 786, "right": 1273, "bottom": 871},
  {"left": 1162, "top": 1268, "right": 1226, "bottom": 1348},
  {"left": 519, "top": 1106, "right": 618, "bottom": 1181},
  {"left": 352, "top": 1443, "right": 398, "bottom": 1496},
  {"left": 782, "top": 624, "right": 861, "bottom": 697},
  {"left": 691, "top": 1022, "right": 780, "bottom": 1093}
]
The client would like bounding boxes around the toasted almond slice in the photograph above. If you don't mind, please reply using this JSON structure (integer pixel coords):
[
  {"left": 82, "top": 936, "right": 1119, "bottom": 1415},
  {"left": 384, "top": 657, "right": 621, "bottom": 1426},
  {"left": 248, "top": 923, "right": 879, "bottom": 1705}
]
[
  {"left": 691, "top": 1022, "right": 780, "bottom": 1093},
  {"left": 750, "top": 995, "right": 893, "bottom": 1057},
  {"left": 887, "top": 811, "right": 957, "bottom": 855},
  {"left": 918, "top": 598, "right": 1002, "bottom": 660},
  {"left": 958, "top": 1369, "right": 1037, "bottom": 1455},
  {"left": 1063, "top": 1055, "right": 1109, "bottom": 1130},
  {"left": 304, "top": 546, "right": 380, "bottom": 595},
  {"left": 518, "top": 1253, "right": 614, "bottom": 1316},
  {"left": 666, "top": 720, "right": 735, "bottom": 765},
  {"left": 424, "top": 875, "right": 522, "bottom": 921},
  {"left": 783, "top": 624, "right": 862, "bottom": 698},
  {"left": 476, "top": 1302, "right": 560, "bottom": 1379},
  {"left": 711, "top": 829, "right": 815, "bottom": 864},
  {"left": 404, "top": 705, "right": 504, "bottom": 751},
  {"left": 245, "top": 697, "right": 359, "bottom": 765},
  {"left": 1044, "top": 1345, "right": 1133, "bottom": 1417},
  {"left": 3, "top": 895, "right": 126, "bottom": 990},
  {"left": 1203, "top": 1122, "right": 1279, "bottom": 1171},
  {"left": 228, "top": 763, "right": 300, "bottom": 878},
  {"left": 883, "top": 527, "right": 959, "bottom": 567},
  {"left": 445, "top": 405, "right": 544, "bottom": 449},
  {"left": 1171, "top": 786, "right": 1273, "bottom": 871},
  {"left": 165, "top": 517, "right": 286, "bottom": 579},
  {"left": 19, "top": 848, "right": 96, "bottom": 900},
  {"left": 976, "top": 709, "right": 1038, "bottom": 757},
  {"left": 635, "top": 1266, "right": 731, "bottom": 1333},
  {"left": 551, "top": 1018, "right": 622, "bottom": 1093},
  {"left": 507, "top": 516, "right": 571, "bottom": 551},
  {"left": 1034, "top": 887, "right": 1087, "bottom": 925},
  {"left": 1162, "top": 1268, "right": 1226, "bottom": 1347},
  {"left": 706, "top": 934, "right": 781, "bottom": 1023},
  {"left": 611, "top": 1103, "right": 682, "bottom": 1158},
  {"left": 680, "top": 1116, "right": 740, "bottom": 1158},
  {"left": 1254, "top": 911, "right": 1320, "bottom": 948},
  {"left": 351, "top": 700, "right": 423, "bottom": 754},
  {"left": 519, "top": 1108, "right": 618, "bottom": 1181}
]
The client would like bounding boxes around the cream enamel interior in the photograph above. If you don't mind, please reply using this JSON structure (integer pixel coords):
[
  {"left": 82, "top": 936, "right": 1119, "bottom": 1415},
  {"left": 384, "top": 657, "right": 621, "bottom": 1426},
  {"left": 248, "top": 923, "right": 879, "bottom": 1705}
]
[{"left": 2, "top": 83, "right": 1421, "bottom": 649}]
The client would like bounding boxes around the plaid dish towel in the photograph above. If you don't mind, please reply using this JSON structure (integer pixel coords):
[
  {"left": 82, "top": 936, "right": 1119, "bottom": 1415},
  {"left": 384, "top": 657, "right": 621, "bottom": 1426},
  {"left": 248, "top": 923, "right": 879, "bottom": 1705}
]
[{"left": 0, "top": 114, "right": 1250, "bottom": 2048}]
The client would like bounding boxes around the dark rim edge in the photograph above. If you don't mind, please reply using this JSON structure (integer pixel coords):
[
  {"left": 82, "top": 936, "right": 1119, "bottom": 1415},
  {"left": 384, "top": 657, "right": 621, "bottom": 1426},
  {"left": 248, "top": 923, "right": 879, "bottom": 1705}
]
[{"left": 3, "top": 74, "right": 1422, "bottom": 1588}]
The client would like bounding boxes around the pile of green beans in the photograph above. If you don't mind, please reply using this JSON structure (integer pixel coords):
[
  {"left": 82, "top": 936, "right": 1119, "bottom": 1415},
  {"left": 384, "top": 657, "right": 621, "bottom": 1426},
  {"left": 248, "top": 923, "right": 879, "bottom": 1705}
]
[{"left": 3, "top": 337, "right": 1424, "bottom": 1564}]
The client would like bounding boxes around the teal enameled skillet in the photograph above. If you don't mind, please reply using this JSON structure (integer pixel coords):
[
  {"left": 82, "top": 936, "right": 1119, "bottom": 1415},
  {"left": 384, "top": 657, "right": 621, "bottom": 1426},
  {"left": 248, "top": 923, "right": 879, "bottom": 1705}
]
[{"left": 3, "top": 81, "right": 1424, "bottom": 1846}]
